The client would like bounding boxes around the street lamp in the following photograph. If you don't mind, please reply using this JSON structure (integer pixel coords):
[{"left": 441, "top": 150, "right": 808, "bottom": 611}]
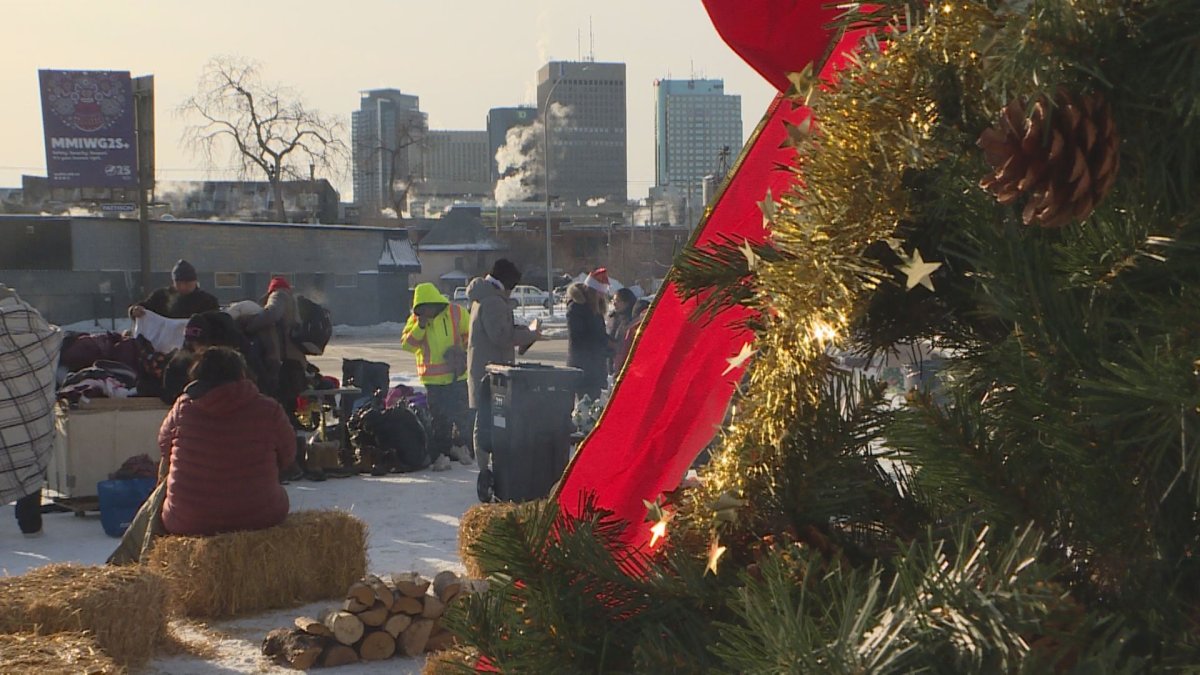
[{"left": 543, "top": 65, "right": 588, "bottom": 316}]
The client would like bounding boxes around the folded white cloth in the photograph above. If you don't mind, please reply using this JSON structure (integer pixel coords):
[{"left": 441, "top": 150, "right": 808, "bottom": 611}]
[
  {"left": 134, "top": 309, "right": 189, "bottom": 353},
  {"left": 225, "top": 300, "right": 264, "bottom": 322}
]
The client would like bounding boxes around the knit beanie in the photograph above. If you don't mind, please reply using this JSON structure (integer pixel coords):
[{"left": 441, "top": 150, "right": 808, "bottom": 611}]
[
  {"left": 172, "top": 259, "right": 197, "bottom": 282},
  {"left": 489, "top": 259, "right": 522, "bottom": 290}
]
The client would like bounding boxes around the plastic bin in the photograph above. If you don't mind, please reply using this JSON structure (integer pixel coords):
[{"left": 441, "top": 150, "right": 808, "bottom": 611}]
[
  {"left": 97, "top": 478, "right": 157, "bottom": 537},
  {"left": 485, "top": 363, "right": 582, "bottom": 502}
]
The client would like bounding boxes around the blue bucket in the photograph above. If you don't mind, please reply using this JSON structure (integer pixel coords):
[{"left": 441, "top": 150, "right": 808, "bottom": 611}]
[{"left": 97, "top": 478, "right": 157, "bottom": 538}]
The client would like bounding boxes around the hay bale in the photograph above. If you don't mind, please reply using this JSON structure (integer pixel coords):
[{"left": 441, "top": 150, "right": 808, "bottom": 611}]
[
  {"left": 146, "top": 509, "right": 367, "bottom": 618},
  {"left": 0, "top": 564, "right": 167, "bottom": 667},
  {"left": 457, "top": 502, "right": 519, "bottom": 579},
  {"left": 0, "top": 632, "right": 124, "bottom": 674},
  {"left": 421, "top": 646, "right": 482, "bottom": 675}
]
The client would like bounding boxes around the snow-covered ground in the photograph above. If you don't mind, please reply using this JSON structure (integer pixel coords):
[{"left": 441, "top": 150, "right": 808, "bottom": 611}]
[
  {"left": 0, "top": 328, "right": 571, "bottom": 673},
  {"left": 1, "top": 468, "right": 480, "bottom": 673}
]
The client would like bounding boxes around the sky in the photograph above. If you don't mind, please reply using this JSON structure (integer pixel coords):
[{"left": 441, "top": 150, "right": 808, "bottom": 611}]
[{"left": 0, "top": 0, "right": 779, "bottom": 203}]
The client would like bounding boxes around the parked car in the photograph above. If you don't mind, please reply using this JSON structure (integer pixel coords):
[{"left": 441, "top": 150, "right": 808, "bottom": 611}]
[
  {"left": 452, "top": 286, "right": 469, "bottom": 307},
  {"left": 512, "top": 284, "right": 552, "bottom": 308}
]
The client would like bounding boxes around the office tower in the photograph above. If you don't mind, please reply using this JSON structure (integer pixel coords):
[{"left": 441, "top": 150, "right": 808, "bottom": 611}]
[
  {"left": 352, "top": 89, "right": 427, "bottom": 214},
  {"left": 536, "top": 61, "right": 627, "bottom": 204},
  {"left": 654, "top": 78, "right": 742, "bottom": 222}
]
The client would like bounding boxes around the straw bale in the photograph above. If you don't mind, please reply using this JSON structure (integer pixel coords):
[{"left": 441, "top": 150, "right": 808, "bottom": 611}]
[
  {"left": 457, "top": 502, "right": 519, "bottom": 578},
  {"left": 0, "top": 632, "right": 124, "bottom": 674},
  {"left": 146, "top": 509, "right": 367, "bottom": 618},
  {"left": 0, "top": 563, "right": 167, "bottom": 667},
  {"left": 421, "top": 646, "right": 482, "bottom": 675}
]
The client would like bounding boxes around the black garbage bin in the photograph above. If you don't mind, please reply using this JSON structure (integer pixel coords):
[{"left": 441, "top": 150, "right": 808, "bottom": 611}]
[{"left": 484, "top": 363, "right": 582, "bottom": 502}]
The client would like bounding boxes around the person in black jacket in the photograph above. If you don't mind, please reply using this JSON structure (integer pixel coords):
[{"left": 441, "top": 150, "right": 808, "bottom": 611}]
[
  {"left": 160, "top": 311, "right": 268, "bottom": 404},
  {"left": 128, "top": 259, "right": 219, "bottom": 320},
  {"left": 566, "top": 275, "right": 610, "bottom": 400}
]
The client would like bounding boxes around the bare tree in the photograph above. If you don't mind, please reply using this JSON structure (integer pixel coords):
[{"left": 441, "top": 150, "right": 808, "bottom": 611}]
[
  {"left": 180, "top": 57, "right": 347, "bottom": 222},
  {"left": 354, "top": 128, "right": 423, "bottom": 216}
]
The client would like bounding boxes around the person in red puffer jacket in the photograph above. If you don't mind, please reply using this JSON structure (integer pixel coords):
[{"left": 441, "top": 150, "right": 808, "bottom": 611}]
[{"left": 159, "top": 347, "right": 295, "bottom": 536}]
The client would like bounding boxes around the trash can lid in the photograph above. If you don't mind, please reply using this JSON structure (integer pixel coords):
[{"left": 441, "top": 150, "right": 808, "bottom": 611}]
[{"left": 485, "top": 362, "right": 583, "bottom": 374}]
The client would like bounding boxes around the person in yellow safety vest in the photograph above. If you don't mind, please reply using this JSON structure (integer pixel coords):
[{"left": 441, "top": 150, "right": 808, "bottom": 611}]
[{"left": 401, "top": 283, "right": 473, "bottom": 471}]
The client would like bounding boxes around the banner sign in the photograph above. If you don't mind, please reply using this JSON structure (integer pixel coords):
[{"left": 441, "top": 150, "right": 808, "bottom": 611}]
[{"left": 39, "top": 70, "right": 137, "bottom": 188}]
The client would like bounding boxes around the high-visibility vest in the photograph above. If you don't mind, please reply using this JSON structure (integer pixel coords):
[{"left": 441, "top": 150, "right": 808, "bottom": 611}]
[{"left": 401, "top": 302, "right": 468, "bottom": 385}]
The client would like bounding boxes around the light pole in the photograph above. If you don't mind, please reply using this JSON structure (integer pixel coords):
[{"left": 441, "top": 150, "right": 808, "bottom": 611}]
[
  {"left": 542, "top": 65, "right": 587, "bottom": 315},
  {"left": 542, "top": 85, "right": 557, "bottom": 316}
]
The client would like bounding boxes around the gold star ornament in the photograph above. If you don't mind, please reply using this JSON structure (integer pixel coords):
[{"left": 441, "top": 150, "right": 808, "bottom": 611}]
[
  {"left": 899, "top": 247, "right": 943, "bottom": 292},
  {"left": 723, "top": 342, "right": 758, "bottom": 376},
  {"left": 706, "top": 537, "right": 727, "bottom": 576},
  {"left": 649, "top": 519, "right": 669, "bottom": 547},
  {"left": 758, "top": 189, "right": 778, "bottom": 227},
  {"left": 739, "top": 239, "right": 760, "bottom": 272},
  {"left": 780, "top": 116, "right": 814, "bottom": 150},
  {"left": 784, "top": 64, "right": 817, "bottom": 105}
]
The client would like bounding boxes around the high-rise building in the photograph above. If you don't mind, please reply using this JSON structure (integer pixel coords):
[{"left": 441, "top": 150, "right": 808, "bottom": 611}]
[
  {"left": 486, "top": 106, "right": 537, "bottom": 186},
  {"left": 536, "top": 61, "right": 627, "bottom": 204},
  {"left": 654, "top": 79, "right": 742, "bottom": 223},
  {"left": 422, "top": 130, "right": 491, "bottom": 198},
  {"left": 352, "top": 89, "right": 427, "bottom": 215}
]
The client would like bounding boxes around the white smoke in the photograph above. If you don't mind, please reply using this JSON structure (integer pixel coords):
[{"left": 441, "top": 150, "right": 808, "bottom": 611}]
[{"left": 493, "top": 103, "right": 572, "bottom": 207}]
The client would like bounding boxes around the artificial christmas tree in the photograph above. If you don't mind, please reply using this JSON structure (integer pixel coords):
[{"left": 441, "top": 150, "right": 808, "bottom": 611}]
[{"left": 444, "top": 1, "right": 1200, "bottom": 671}]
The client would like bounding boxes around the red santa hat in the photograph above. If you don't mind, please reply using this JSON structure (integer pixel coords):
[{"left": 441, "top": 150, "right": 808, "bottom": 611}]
[{"left": 584, "top": 268, "right": 610, "bottom": 293}]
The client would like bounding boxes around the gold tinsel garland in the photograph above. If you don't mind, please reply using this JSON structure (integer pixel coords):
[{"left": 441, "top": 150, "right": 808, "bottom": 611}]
[{"left": 696, "top": 3, "right": 997, "bottom": 519}]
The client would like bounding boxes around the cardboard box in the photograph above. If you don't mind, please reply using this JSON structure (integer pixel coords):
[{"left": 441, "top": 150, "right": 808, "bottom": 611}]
[{"left": 46, "top": 398, "right": 169, "bottom": 500}]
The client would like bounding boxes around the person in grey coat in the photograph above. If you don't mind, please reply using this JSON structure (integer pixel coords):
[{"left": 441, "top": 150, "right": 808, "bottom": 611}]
[{"left": 466, "top": 259, "right": 539, "bottom": 501}]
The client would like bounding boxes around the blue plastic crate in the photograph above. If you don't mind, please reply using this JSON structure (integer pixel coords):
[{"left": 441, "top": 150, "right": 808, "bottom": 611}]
[{"left": 97, "top": 477, "right": 157, "bottom": 538}]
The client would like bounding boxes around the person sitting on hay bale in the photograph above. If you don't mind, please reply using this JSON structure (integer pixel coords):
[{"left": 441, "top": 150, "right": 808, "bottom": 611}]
[{"left": 110, "top": 347, "right": 295, "bottom": 564}]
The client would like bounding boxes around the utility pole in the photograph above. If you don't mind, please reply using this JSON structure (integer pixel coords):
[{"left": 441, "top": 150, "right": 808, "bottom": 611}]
[{"left": 133, "top": 75, "right": 155, "bottom": 298}]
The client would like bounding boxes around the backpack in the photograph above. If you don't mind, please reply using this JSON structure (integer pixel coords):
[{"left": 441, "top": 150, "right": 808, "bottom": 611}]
[{"left": 290, "top": 295, "right": 332, "bottom": 356}]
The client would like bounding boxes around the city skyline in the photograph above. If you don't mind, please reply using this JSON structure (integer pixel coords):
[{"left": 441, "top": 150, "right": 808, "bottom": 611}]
[{"left": 0, "top": 0, "right": 776, "bottom": 203}]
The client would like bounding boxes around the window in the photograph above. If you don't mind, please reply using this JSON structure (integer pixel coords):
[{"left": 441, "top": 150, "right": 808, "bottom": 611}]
[
  {"left": 334, "top": 274, "right": 358, "bottom": 288},
  {"left": 214, "top": 272, "right": 242, "bottom": 289}
]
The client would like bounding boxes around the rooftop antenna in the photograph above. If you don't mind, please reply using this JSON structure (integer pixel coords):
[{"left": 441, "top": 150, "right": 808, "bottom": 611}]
[
  {"left": 588, "top": 17, "right": 595, "bottom": 61},
  {"left": 577, "top": 29, "right": 581, "bottom": 61}
]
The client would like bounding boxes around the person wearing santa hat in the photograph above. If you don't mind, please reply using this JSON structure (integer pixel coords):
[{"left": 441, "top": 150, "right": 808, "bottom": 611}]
[{"left": 566, "top": 268, "right": 611, "bottom": 400}]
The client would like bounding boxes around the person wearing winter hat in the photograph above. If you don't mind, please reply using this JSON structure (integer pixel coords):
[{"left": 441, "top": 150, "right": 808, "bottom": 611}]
[
  {"left": 465, "top": 258, "right": 540, "bottom": 500},
  {"left": 584, "top": 267, "right": 611, "bottom": 294},
  {"left": 244, "top": 276, "right": 311, "bottom": 479},
  {"left": 128, "top": 259, "right": 220, "bottom": 320},
  {"left": 567, "top": 270, "right": 610, "bottom": 400}
]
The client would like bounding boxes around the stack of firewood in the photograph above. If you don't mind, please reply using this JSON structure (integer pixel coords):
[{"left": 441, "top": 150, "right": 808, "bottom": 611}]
[{"left": 262, "top": 571, "right": 485, "bottom": 669}]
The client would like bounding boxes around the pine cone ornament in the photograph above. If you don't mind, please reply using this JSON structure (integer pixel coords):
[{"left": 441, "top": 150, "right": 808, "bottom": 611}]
[{"left": 978, "top": 90, "right": 1119, "bottom": 228}]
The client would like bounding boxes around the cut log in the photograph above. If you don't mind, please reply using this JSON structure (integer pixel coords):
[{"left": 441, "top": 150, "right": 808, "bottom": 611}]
[
  {"left": 400, "top": 618, "right": 435, "bottom": 656},
  {"left": 343, "top": 597, "right": 370, "bottom": 613},
  {"left": 357, "top": 629, "right": 397, "bottom": 661},
  {"left": 357, "top": 601, "right": 389, "bottom": 627},
  {"left": 262, "top": 628, "right": 326, "bottom": 670},
  {"left": 421, "top": 594, "right": 446, "bottom": 619},
  {"left": 321, "top": 643, "right": 359, "bottom": 667},
  {"left": 426, "top": 628, "right": 457, "bottom": 653},
  {"left": 383, "top": 613, "right": 412, "bottom": 638},
  {"left": 432, "top": 571, "right": 463, "bottom": 604},
  {"left": 346, "top": 581, "right": 377, "bottom": 607},
  {"left": 319, "top": 609, "right": 365, "bottom": 646},
  {"left": 294, "top": 616, "right": 334, "bottom": 639},
  {"left": 389, "top": 571, "right": 431, "bottom": 598},
  {"left": 365, "top": 575, "right": 395, "bottom": 611},
  {"left": 392, "top": 596, "right": 424, "bottom": 615}
]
